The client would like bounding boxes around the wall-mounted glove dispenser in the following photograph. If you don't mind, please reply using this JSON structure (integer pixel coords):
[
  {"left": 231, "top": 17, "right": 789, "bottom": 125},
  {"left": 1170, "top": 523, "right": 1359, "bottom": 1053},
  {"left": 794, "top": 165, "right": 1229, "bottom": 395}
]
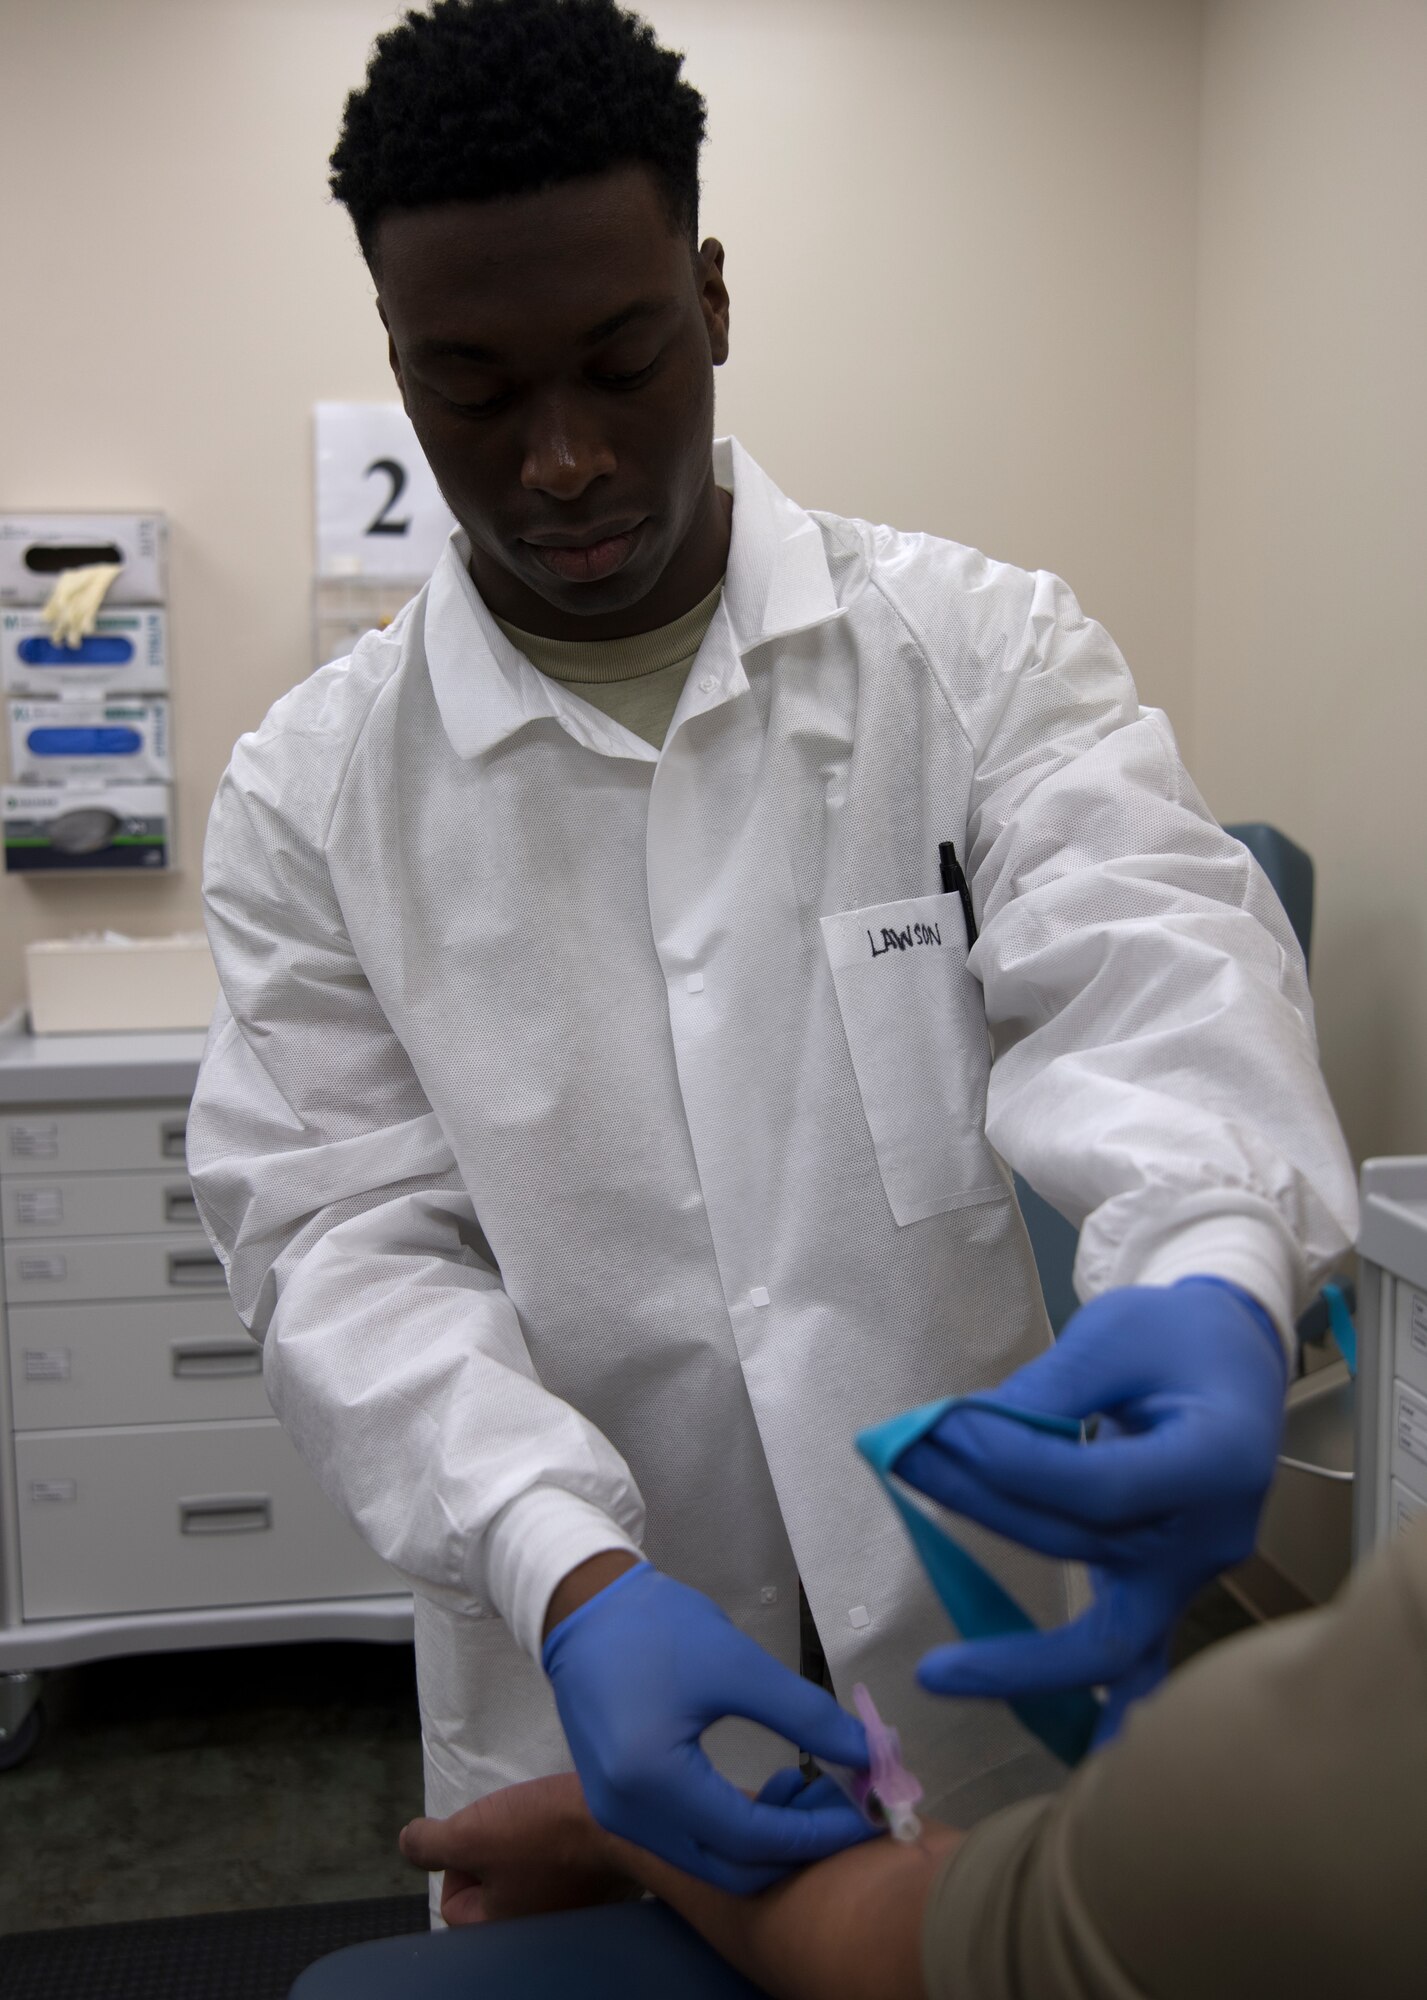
[
  {"left": 0, "top": 514, "right": 167, "bottom": 606},
  {"left": 8, "top": 700, "right": 171, "bottom": 784},
  {"left": 3, "top": 782, "right": 172, "bottom": 873},
  {"left": 1, "top": 609, "right": 168, "bottom": 697}
]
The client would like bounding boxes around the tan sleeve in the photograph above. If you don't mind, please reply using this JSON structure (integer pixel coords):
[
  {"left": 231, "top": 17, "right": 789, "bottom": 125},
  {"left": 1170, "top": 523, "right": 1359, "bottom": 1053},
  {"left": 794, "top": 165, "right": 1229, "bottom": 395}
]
[
  {"left": 922, "top": 1791, "right": 1146, "bottom": 2000},
  {"left": 922, "top": 1521, "right": 1427, "bottom": 2000}
]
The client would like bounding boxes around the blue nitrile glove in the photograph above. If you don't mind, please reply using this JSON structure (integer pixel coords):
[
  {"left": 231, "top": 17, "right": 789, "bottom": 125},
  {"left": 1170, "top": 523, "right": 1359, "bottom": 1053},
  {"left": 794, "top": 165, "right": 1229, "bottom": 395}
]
[
  {"left": 542, "top": 1562, "right": 876, "bottom": 1894},
  {"left": 895, "top": 1276, "right": 1287, "bottom": 1744}
]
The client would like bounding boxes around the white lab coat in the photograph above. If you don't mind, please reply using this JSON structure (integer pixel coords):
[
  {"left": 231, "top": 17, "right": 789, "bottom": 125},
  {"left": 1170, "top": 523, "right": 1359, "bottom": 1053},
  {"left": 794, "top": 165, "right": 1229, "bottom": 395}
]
[{"left": 188, "top": 437, "right": 1356, "bottom": 1836}]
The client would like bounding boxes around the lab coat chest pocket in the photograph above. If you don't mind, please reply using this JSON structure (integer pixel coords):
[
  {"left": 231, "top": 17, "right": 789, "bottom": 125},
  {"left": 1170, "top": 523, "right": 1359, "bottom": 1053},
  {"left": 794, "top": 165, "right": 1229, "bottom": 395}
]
[{"left": 820, "top": 893, "right": 1004, "bottom": 1226}]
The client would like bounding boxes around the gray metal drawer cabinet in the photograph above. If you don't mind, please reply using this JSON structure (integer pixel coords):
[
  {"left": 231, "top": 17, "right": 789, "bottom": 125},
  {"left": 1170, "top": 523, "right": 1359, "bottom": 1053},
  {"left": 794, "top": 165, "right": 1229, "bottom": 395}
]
[
  {"left": 3, "top": 1171, "right": 202, "bottom": 1240},
  {"left": 1392, "top": 1381, "right": 1427, "bottom": 1505},
  {"left": 5, "top": 1231, "right": 225, "bottom": 1306},
  {"left": 15, "top": 1419, "right": 400, "bottom": 1620},
  {"left": 1394, "top": 1281, "right": 1427, "bottom": 1402},
  {"left": 0, "top": 1036, "right": 412, "bottom": 1760},
  {"left": 9, "top": 1298, "right": 269, "bottom": 1430},
  {"left": 2, "top": 1105, "right": 190, "bottom": 1177}
]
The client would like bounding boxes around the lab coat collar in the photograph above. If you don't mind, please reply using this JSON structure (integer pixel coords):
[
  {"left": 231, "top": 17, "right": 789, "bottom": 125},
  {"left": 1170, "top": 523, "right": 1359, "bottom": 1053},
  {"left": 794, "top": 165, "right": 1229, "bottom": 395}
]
[
  {"left": 714, "top": 436, "right": 843, "bottom": 654},
  {"left": 422, "top": 438, "right": 842, "bottom": 761}
]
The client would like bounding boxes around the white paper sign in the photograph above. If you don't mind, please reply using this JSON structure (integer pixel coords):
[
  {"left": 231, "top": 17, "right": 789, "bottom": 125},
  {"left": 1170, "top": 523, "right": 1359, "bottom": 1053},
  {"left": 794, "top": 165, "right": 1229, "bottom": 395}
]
[{"left": 314, "top": 402, "right": 457, "bottom": 580}]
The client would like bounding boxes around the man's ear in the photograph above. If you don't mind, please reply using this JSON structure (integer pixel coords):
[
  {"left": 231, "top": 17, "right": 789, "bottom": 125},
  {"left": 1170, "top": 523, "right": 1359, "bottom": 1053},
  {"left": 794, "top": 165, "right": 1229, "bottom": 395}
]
[{"left": 697, "top": 238, "right": 730, "bottom": 367}]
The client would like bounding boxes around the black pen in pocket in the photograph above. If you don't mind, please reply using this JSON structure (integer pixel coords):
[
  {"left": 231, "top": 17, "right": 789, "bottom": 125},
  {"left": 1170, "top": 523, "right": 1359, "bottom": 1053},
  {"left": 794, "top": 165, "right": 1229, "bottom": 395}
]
[{"left": 938, "top": 841, "right": 978, "bottom": 948}]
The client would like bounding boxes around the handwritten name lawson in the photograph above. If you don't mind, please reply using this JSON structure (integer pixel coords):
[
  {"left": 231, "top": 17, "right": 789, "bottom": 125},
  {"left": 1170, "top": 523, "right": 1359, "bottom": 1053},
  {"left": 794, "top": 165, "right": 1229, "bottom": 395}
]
[{"left": 867, "top": 919, "right": 942, "bottom": 958}]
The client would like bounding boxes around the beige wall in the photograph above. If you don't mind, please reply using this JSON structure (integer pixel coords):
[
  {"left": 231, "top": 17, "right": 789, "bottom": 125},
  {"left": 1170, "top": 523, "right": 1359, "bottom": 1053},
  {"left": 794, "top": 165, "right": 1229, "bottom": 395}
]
[
  {"left": 1194, "top": 0, "right": 1427, "bottom": 1163},
  {"left": 8, "top": 0, "right": 1421, "bottom": 1171},
  {"left": 0, "top": 0, "right": 1201, "bottom": 1008}
]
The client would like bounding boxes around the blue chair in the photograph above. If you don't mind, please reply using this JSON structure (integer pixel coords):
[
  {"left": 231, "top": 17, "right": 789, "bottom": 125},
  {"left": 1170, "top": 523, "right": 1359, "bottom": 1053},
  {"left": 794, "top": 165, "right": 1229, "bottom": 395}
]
[
  {"left": 1226, "top": 822, "right": 1314, "bottom": 974},
  {"left": 289, "top": 1900, "right": 768, "bottom": 1998},
  {"left": 1014, "top": 823, "right": 1315, "bottom": 1333}
]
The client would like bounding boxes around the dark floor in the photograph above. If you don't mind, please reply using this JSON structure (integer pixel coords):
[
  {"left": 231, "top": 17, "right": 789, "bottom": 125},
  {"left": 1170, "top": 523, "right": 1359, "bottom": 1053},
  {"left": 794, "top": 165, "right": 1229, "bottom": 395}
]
[
  {"left": 0, "top": 1584, "right": 1254, "bottom": 1938},
  {"left": 0, "top": 1639, "right": 426, "bottom": 1935}
]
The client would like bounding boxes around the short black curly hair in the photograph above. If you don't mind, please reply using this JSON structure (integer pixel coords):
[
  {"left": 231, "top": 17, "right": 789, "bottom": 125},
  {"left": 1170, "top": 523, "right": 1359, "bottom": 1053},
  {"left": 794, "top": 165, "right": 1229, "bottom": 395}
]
[{"left": 329, "top": 0, "right": 707, "bottom": 265}]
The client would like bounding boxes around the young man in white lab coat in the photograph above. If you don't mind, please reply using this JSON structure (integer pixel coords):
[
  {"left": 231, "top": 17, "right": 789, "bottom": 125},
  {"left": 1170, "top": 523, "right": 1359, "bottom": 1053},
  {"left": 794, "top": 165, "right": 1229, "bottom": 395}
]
[{"left": 188, "top": 0, "right": 1356, "bottom": 1899}]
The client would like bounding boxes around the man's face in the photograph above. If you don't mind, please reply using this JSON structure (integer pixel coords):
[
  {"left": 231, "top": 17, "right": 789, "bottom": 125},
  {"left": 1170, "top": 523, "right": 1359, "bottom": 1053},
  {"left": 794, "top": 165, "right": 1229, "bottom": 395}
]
[{"left": 375, "top": 165, "right": 730, "bottom": 637}]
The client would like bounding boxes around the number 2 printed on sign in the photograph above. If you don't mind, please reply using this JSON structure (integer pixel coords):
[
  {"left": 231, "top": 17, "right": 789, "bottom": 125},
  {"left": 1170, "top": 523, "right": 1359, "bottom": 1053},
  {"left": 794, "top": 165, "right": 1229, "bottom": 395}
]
[
  {"left": 315, "top": 403, "right": 457, "bottom": 580},
  {"left": 364, "top": 458, "right": 412, "bottom": 537}
]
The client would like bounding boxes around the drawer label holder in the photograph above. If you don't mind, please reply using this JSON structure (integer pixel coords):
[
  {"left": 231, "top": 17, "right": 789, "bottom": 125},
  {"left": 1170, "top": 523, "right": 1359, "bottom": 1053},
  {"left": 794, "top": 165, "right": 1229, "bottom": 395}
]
[
  {"left": 23, "top": 1349, "right": 71, "bottom": 1382},
  {"left": 29, "top": 1479, "right": 77, "bottom": 1504},
  {"left": 18, "top": 1254, "right": 66, "bottom": 1282},
  {"left": 17, "top": 1188, "right": 64, "bottom": 1226},
  {"left": 8, "top": 1121, "right": 59, "bottom": 1160},
  {"left": 1397, "top": 1394, "right": 1427, "bottom": 1473}
]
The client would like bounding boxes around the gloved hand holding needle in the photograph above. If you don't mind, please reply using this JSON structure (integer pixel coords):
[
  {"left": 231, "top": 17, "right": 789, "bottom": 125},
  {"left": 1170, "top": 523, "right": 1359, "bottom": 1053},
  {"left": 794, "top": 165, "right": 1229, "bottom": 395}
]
[{"left": 542, "top": 1561, "right": 877, "bottom": 1892}]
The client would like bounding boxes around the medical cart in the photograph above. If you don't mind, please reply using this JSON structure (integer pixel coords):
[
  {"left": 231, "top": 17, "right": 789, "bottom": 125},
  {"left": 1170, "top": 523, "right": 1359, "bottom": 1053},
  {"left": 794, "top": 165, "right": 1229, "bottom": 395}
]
[
  {"left": 1353, "top": 1156, "right": 1427, "bottom": 1559},
  {"left": 0, "top": 1028, "right": 412, "bottom": 1768}
]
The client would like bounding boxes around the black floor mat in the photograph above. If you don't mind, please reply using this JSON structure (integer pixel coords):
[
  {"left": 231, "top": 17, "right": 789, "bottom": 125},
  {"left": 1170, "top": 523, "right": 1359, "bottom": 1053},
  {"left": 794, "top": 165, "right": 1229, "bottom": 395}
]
[{"left": 0, "top": 1894, "right": 429, "bottom": 2000}]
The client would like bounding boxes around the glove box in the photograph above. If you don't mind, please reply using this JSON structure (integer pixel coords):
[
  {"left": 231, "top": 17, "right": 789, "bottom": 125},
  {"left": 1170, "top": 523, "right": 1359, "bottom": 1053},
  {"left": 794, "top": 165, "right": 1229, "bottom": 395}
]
[
  {"left": 0, "top": 513, "right": 167, "bottom": 606},
  {"left": 1, "top": 609, "right": 168, "bottom": 697},
  {"left": 3, "top": 785, "right": 172, "bottom": 874}
]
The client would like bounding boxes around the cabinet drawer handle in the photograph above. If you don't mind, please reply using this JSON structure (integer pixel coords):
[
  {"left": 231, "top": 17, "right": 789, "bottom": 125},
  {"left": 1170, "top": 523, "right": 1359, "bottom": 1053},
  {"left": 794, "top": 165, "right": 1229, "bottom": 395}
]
[
  {"left": 160, "top": 1118, "right": 188, "bottom": 1161},
  {"left": 170, "top": 1339, "right": 261, "bottom": 1379},
  {"left": 164, "top": 1187, "right": 200, "bottom": 1225},
  {"left": 179, "top": 1495, "right": 272, "bottom": 1536},
  {"left": 166, "top": 1249, "right": 225, "bottom": 1289}
]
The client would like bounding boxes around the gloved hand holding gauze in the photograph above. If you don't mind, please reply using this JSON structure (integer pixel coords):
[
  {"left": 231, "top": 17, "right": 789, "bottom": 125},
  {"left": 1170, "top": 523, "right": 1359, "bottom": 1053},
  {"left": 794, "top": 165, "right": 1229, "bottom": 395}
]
[{"left": 894, "top": 1277, "right": 1287, "bottom": 1745}]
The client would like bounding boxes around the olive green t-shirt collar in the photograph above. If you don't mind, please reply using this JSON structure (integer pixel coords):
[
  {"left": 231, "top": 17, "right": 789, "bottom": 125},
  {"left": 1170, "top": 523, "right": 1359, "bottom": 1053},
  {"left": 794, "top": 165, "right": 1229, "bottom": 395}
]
[{"left": 492, "top": 577, "right": 725, "bottom": 686}]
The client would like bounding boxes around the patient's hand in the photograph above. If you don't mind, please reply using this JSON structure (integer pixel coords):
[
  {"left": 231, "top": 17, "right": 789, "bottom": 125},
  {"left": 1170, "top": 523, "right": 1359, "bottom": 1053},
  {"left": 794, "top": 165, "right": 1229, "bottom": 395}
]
[{"left": 399, "top": 1773, "right": 641, "bottom": 1925}]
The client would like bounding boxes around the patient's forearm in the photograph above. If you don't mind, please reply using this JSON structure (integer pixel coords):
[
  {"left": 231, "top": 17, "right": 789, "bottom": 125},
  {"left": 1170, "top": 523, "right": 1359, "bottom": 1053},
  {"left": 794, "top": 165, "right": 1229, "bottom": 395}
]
[
  {"left": 402, "top": 1769, "right": 961, "bottom": 1997},
  {"left": 602, "top": 1818, "right": 962, "bottom": 2000}
]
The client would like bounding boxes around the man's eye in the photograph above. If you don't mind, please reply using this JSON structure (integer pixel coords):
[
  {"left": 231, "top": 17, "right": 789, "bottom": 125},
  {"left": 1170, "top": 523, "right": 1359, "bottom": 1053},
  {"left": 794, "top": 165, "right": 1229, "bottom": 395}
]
[
  {"left": 591, "top": 360, "right": 658, "bottom": 389},
  {"left": 442, "top": 388, "right": 510, "bottom": 417}
]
